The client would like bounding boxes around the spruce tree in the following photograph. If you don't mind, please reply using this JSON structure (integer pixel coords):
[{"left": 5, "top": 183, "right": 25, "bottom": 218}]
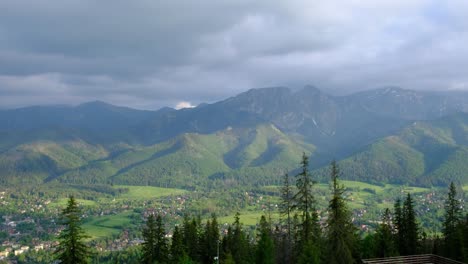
[
  {"left": 291, "top": 213, "right": 301, "bottom": 264},
  {"left": 442, "top": 182, "right": 463, "bottom": 260},
  {"left": 374, "top": 208, "right": 397, "bottom": 258},
  {"left": 201, "top": 214, "right": 220, "bottom": 264},
  {"left": 154, "top": 215, "right": 169, "bottom": 262},
  {"left": 170, "top": 225, "right": 185, "bottom": 263},
  {"left": 225, "top": 212, "right": 251, "bottom": 264},
  {"left": 292, "top": 153, "right": 316, "bottom": 243},
  {"left": 55, "top": 196, "right": 91, "bottom": 264},
  {"left": 279, "top": 172, "right": 294, "bottom": 263},
  {"left": 461, "top": 214, "right": 468, "bottom": 263},
  {"left": 141, "top": 214, "right": 157, "bottom": 264},
  {"left": 400, "top": 193, "right": 419, "bottom": 255},
  {"left": 325, "top": 160, "right": 357, "bottom": 264},
  {"left": 256, "top": 215, "right": 275, "bottom": 264},
  {"left": 141, "top": 214, "right": 169, "bottom": 264},
  {"left": 393, "top": 198, "right": 404, "bottom": 255},
  {"left": 182, "top": 215, "right": 200, "bottom": 262},
  {"left": 279, "top": 172, "right": 294, "bottom": 242}
]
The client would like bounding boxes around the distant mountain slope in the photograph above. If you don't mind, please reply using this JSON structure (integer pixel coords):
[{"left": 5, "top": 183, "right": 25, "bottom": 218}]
[
  {"left": 0, "top": 101, "right": 157, "bottom": 147},
  {"left": 1, "top": 86, "right": 468, "bottom": 187},
  {"left": 10, "top": 124, "right": 313, "bottom": 188},
  {"left": 0, "top": 139, "right": 108, "bottom": 185},
  {"left": 0, "top": 124, "right": 315, "bottom": 188},
  {"left": 319, "top": 113, "right": 468, "bottom": 186}
]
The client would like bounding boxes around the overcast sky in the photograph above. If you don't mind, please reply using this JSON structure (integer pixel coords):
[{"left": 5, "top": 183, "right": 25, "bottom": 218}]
[{"left": 1, "top": 0, "right": 468, "bottom": 109}]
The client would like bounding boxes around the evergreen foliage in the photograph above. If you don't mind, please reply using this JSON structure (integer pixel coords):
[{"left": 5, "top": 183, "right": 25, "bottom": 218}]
[
  {"left": 279, "top": 173, "right": 294, "bottom": 242},
  {"left": 223, "top": 212, "right": 252, "bottom": 264},
  {"left": 393, "top": 198, "right": 404, "bottom": 255},
  {"left": 256, "top": 215, "right": 275, "bottom": 264},
  {"left": 403, "top": 193, "right": 419, "bottom": 255},
  {"left": 182, "top": 215, "right": 200, "bottom": 262},
  {"left": 292, "top": 153, "right": 316, "bottom": 244},
  {"left": 325, "top": 160, "right": 357, "bottom": 264},
  {"left": 170, "top": 225, "right": 184, "bottom": 263},
  {"left": 394, "top": 194, "right": 420, "bottom": 256},
  {"left": 54, "top": 196, "right": 91, "bottom": 264},
  {"left": 374, "top": 208, "right": 397, "bottom": 258},
  {"left": 279, "top": 172, "right": 294, "bottom": 262},
  {"left": 461, "top": 214, "right": 468, "bottom": 263},
  {"left": 200, "top": 214, "right": 220, "bottom": 264},
  {"left": 141, "top": 214, "right": 168, "bottom": 264},
  {"left": 442, "top": 182, "right": 463, "bottom": 260}
]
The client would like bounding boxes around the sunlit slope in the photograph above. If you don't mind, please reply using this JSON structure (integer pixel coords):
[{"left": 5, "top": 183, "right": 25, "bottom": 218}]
[
  {"left": 0, "top": 140, "right": 108, "bottom": 185},
  {"left": 50, "top": 124, "right": 314, "bottom": 188},
  {"left": 318, "top": 113, "right": 468, "bottom": 186}
]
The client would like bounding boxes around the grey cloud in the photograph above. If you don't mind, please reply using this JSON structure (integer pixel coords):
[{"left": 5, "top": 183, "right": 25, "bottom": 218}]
[{"left": 1, "top": 0, "right": 468, "bottom": 109}]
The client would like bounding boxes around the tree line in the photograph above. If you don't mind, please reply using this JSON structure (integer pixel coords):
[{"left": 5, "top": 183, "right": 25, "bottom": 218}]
[{"left": 53, "top": 154, "right": 467, "bottom": 263}]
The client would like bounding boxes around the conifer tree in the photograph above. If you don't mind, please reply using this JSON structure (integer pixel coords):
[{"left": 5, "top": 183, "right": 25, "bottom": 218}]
[
  {"left": 256, "top": 215, "right": 275, "bottom": 264},
  {"left": 141, "top": 214, "right": 168, "bottom": 264},
  {"left": 142, "top": 214, "right": 157, "bottom": 264},
  {"left": 374, "top": 208, "right": 397, "bottom": 258},
  {"left": 201, "top": 214, "right": 220, "bottom": 264},
  {"left": 170, "top": 225, "right": 185, "bottom": 263},
  {"left": 54, "top": 196, "right": 91, "bottom": 264},
  {"left": 182, "top": 215, "right": 200, "bottom": 262},
  {"left": 279, "top": 172, "right": 294, "bottom": 242},
  {"left": 443, "top": 182, "right": 463, "bottom": 260},
  {"left": 291, "top": 213, "right": 301, "bottom": 264},
  {"left": 393, "top": 198, "right": 404, "bottom": 255},
  {"left": 225, "top": 212, "right": 251, "bottom": 264},
  {"left": 325, "top": 160, "right": 357, "bottom": 264},
  {"left": 461, "top": 214, "right": 468, "bottom": 263},
  {"left": 279, "top": 172, "right": 294, "bottom": 263},
  {"left": 402, "top": 193, "right": 419, "bottom": 255},
  {"left": 292, "top": 153, "right": 316, "bottom": 243},
  {"left": 154, "top": 215, "right": 169, "bottom": 262}
]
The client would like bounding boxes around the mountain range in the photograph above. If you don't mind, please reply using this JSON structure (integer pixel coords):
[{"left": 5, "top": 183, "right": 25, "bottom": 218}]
[{"left": 1, "top": 86, "right": 468, "bottom": 188}]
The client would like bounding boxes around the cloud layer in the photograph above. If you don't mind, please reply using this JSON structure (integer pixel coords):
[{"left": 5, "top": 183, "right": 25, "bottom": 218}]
[{"left": 1, "top": 0, "right": 468, "bottom": 109}]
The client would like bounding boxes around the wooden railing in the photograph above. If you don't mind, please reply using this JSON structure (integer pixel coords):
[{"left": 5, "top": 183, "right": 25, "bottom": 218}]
[{"left": 362, "top": 254, "right": 465, "bottom": 264}]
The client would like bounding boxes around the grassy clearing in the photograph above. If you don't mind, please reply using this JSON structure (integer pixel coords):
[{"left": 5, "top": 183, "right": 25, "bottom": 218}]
[
  {"left": 218, "top": 211, "right": 280, "bottom": 226},
  {"left": 395, "top": 185, "right": 430, "bottom": 193},
  {"left": 463, "top": 185, "right": 468, "bottom": 191},
  {"left": 341, "top": 180, "right": 386, "bottom": 193},
  {"left": 48, "top": 198, "right": 97, "bottom": 208},
  {"left": 114, "top": 185, "right": 187, "bottom": 200},
  {"left": 83, "top": 211, "right": 136, "bottom": 240}
]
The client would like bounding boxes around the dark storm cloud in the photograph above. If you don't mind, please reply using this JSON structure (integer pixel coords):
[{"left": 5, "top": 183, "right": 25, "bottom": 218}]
[{"left": 1, "top": 0, "right": 468, "bottom": 109}]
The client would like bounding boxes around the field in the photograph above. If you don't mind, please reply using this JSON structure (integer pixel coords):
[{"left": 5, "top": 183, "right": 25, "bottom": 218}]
[
  {"left": 82, "top": 211, "right": 137, "bottom": 240},
  {"left": 218, "top": 211, "right": 281, "bottom": 226},
  {"left": 47, "top": 186, "right": 188, "bottom": 240},
  {"left": 50, "top": 181, "right": 441, "bottom": 240},
  {"left": 49, "top": 198, "right": 98, "bottom": 208},
  {"left": 80, "top": 186, "right": 187, "bottom": 239},
  {"left": 114, "top": 185, "right": 187, "bottom": 200}
]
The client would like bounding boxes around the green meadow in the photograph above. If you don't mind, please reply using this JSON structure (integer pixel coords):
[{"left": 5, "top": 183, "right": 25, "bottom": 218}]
[
  {"left": 114, "top": 185, "right": 187, "bottom": 200},
  {"left": 218, "top": 211, "right": 281, "bottom": 226},
  {"left": 83, "top": 211, "right": 137, "bottom": 240},
  {"left": 49, "top": 198, "right": 98, "bottom": 208},
  {"left": 50, "top": 181, "right": 441, "bottom": 238}
]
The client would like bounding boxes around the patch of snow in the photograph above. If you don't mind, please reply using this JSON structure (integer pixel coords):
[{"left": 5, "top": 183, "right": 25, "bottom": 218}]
[{"left": 312, "top": 118, "right": 318, "bottom": 126}]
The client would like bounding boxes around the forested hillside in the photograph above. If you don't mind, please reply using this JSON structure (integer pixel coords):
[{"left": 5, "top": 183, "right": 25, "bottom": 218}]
[{"left": 1, "top": 86, "right": 468, "bottom": 187}]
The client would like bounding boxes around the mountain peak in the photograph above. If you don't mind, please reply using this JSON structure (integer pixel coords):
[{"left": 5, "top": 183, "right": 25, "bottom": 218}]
[
  {"left": 295, "top": 85, "right": 325, "bottom": 96},
  {"left": 77, "top": 100, "right": 113, "bottom": 108},
  {"left": 244, "top": 86, "right": 291, "bottom": 95}
]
